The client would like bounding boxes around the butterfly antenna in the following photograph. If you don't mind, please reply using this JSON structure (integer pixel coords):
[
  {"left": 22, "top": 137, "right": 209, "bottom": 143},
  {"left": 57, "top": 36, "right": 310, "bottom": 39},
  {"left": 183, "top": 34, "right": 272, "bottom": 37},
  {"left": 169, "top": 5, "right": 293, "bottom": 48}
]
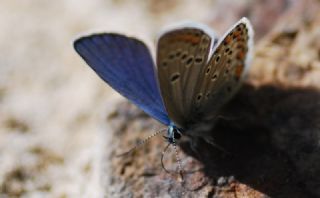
[
  {"left": 116, "top": 128, "right": 167, "bottom": 157},
  {"left": 161, "top": 141, "right": 208, "bottom": 192},
  {"left": 173, "top": 141, "right": 184, "bottom": 183},
  {"left": 174, "top": 141, "right": 209, "bottom": 192},
  {"left": 161, "top": 143, "right": 172, "bottom": 173},
  {"left": 160, "top": 141, "right": 184, "bottom": 182},
  {"left": 206, "top": 138, "right": 231, "bottom": 155}
]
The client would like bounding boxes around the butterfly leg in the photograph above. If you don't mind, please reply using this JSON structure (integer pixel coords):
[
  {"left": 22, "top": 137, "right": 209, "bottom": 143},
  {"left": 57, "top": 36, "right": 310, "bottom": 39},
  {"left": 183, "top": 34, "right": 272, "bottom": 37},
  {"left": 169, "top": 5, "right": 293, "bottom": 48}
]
[
  {"left": 204, "top": 137, "right": 231, "bottom": 155},
  {"left": 189, "top": 138, "right": 204, "bottom": 160}
]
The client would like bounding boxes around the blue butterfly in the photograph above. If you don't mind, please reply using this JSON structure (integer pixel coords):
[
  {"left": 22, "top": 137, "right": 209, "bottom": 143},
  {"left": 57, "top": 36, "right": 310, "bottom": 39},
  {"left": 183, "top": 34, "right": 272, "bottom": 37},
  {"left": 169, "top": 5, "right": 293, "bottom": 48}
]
[{"left": 74, "top": 17, "right": 253, "bottom": 153}]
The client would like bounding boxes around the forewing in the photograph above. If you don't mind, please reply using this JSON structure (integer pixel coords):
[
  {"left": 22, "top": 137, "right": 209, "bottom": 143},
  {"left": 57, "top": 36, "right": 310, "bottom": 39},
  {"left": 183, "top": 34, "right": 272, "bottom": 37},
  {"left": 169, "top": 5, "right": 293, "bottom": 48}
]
[
  {"left": 157, "top": 25, "right": 216, "bottom": 128},
  {"left": 191, "top": 18, "right": 254, "bottom": 122},
  {"left": 74, "top": 33, "right": 170, "bottom": 125}
]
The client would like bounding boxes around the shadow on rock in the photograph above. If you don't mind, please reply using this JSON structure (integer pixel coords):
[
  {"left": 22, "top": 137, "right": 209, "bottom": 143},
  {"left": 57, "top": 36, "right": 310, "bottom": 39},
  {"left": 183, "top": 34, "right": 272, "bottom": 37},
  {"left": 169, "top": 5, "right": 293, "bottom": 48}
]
[{"left": 179, "top": 83, "right": 320, "bottom": 198}]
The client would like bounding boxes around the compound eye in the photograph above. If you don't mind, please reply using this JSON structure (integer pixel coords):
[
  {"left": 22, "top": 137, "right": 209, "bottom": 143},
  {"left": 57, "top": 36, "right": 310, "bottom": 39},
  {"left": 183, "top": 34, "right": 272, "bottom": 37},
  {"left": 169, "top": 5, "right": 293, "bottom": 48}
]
[{"left": 173, "top": 129, "right": 181, "bottom": 140}]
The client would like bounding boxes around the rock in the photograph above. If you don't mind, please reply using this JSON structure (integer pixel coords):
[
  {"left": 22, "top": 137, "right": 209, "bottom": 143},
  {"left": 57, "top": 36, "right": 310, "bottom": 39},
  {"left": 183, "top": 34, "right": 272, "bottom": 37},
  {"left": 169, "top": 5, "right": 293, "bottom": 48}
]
[{"left": 106, "top": 0, "right": 320, "bottom": 197}]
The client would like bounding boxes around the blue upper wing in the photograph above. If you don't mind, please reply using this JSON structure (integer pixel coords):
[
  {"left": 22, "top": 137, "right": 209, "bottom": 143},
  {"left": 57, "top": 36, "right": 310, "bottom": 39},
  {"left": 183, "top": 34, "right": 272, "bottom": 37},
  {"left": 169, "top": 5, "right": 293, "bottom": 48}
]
[{"left": 74, "top": 33, "right": 170, "bottom": 125}]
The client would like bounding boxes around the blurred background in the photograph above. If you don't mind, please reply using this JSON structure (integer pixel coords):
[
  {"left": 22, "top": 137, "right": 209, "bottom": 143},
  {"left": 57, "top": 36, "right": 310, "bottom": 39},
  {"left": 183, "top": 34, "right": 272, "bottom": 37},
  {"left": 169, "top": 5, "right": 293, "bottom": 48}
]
[{"left": 0, "top": 0, "right": 309, "bottom": 197}]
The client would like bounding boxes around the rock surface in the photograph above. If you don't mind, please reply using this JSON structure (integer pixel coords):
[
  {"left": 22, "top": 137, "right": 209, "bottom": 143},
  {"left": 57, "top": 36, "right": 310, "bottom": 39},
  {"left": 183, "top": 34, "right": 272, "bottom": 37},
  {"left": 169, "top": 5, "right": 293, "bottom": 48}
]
[
  {"left": 107, "top": 0, "right": 320, "bottom": 197},
  {"left": 1, "top": 0, "right": 320, "bottom": 197}
]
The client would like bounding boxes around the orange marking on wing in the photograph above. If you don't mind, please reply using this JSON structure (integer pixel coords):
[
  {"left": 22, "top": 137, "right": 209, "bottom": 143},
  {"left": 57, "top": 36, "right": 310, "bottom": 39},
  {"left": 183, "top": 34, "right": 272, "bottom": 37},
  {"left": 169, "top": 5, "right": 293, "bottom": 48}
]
[
  {"left": 235, "top": 64, "right": 244, "bottom": 80},
  {"left": 224, "top": 35, "right": 232, "bottom": 45},
  {"left": 237, "top": 37, "right": 246, "bottom": 42},
  {"left": 236, "top": 44, "right": 245, "bottom": 50},
  {"left": 169, "top": 34, "right": 201, "bottom": 45},
  {"left": 237, "top": 51, "right": 245, "bottom": 60},
  {"left": 234, "top": 30, "right": 241, "bottom": 37}
]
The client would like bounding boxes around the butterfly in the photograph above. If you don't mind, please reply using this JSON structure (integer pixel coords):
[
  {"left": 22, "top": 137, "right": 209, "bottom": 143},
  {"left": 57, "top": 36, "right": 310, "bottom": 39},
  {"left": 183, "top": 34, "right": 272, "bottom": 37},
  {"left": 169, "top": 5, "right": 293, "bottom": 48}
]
[{"left": 74, "top": 17, "right": 253, "bottom": 157}]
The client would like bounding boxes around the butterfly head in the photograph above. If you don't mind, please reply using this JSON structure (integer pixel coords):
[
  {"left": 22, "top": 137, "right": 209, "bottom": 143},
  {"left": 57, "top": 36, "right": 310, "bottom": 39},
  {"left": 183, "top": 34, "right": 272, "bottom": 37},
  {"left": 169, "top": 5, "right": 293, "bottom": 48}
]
[{"left": 164, "top": 124, "right": 183, "bottom": 144}]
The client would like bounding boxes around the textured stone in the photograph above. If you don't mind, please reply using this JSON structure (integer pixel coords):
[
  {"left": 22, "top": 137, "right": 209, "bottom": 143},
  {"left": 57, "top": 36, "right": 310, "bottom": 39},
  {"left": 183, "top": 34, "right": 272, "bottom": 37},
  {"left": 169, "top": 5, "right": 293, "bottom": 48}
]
[
  {"left": 2, "top": 0, "right": 320, "bottom": 197},
  {"left": 106, "top": 0, "right": 320, "bottom": 197}
]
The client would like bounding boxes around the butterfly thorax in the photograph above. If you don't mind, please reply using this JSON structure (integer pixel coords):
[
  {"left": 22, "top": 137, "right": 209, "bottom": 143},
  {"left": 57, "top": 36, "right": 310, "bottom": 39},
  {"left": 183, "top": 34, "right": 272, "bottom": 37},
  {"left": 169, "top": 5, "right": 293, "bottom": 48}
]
[{"left": 164, "top": 124, "right": 183, "bottom": 144}]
